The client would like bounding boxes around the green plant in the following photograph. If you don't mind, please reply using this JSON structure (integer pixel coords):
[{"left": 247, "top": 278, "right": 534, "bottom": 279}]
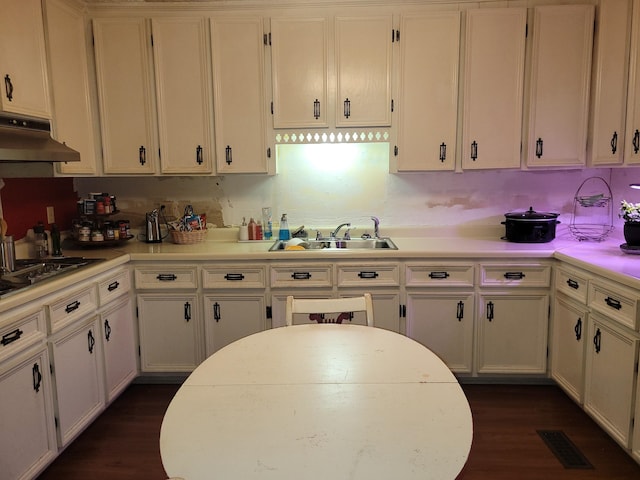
[{"left": 620, "top": 200, "right": 640, "bottom": 222}]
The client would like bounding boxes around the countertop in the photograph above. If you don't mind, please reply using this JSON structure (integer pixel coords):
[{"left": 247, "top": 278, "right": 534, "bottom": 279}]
[{"left": 2, "top": 225, "right": 640, "bottom": 316}]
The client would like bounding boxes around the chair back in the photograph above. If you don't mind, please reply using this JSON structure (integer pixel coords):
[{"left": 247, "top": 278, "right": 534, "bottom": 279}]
[{"left": 285, "top": 293, "right": 374, "bottom": 327}]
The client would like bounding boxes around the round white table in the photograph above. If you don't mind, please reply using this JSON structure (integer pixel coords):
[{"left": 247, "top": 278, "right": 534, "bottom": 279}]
[{"left": 160, "top": 324, "right": 473, "bottom": 480}]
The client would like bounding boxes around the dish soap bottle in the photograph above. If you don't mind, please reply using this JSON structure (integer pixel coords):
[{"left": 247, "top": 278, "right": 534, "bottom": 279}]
[{"left": 279, "top": 213, "right": 290, "bottom": 241}]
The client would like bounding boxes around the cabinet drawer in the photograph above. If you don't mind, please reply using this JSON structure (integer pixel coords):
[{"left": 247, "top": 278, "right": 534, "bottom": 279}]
[
  {"left": 555, "top": 265, "right": 589, "bottom": 304},
  {"left": 134, "top": 265, "right": 198, "bottom": 289},
  {"left": 0, "top": 307, "right": 46, "bottom": 361},
  {"left": 97, "top": 268, "right": 131, "bottom": 306},
  {"left": 202, "top": 265, "right": 266, "bottom": 289},
  {"left": 270, "top": 264, "right": 332, "bottom": 288},
  {"left": 337, "top": 263, "right": 399, "bottom": 287},
  {"left": 479, "top": 263, "right": 551, "bottom": 287},
  {"left": 48, "top": 285, "right": 98, "bottom": 333},
  {"left": 406, "top": 263, "right": 474, "bottom": 287},
  {"left": 589, "top": 278, "right": 640, "bottom": 331}
]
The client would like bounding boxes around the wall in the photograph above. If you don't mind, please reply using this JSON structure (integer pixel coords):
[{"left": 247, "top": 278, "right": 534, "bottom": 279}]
[
  {"left": 73, "top": 143, "right": 640, "bottom": 236},
  {"left": 0, "top": 177, "right": 78, "bottom": 240}
]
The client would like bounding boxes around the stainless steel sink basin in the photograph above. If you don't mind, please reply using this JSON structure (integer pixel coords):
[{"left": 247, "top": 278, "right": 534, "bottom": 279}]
[{"left": 269, "top": 237, "right": 398, "bottom": 251}]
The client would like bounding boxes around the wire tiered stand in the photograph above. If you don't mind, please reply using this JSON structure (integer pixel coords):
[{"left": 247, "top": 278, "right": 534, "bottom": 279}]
[{"left": 569, "top": 177, "right": 615, "bottom": 242}]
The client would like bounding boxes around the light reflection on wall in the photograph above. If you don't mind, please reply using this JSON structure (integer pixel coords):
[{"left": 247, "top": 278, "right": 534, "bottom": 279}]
[{"left": 275, "top": 142, "right": 390, "bottom": 226}]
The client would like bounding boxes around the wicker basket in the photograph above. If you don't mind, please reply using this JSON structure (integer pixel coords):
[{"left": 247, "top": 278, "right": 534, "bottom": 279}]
[{"left": 170, "top": 229, "right": 207, "bottom": 244}]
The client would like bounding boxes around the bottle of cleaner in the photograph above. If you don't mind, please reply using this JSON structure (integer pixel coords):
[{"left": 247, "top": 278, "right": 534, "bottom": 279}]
[{"left": 279, "top": 213, "right": 290, "bottom": 240}]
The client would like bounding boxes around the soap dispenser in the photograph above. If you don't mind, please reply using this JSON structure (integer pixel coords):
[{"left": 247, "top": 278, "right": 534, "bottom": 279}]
[{"left": 279, "top": 214, "right": 290, "bottom": 241}]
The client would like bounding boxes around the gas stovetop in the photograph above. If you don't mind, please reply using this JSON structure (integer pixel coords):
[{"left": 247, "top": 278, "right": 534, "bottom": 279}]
[{"left": 0, "top": 257, "right": 105, "bottom": 298}]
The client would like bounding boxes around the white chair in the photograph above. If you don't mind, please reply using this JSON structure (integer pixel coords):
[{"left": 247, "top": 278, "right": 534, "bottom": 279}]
[{"left": 285, "top": 293, "right": 374, "bottom": 327}]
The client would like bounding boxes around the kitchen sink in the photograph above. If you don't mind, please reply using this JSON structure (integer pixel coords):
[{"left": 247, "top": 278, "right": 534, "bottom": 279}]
[
  {"left": 268, "top": 237, "right": 398, "bottom": 251},
  {"left": 0, "top": 257, "right": 105, "bottom": 297}
]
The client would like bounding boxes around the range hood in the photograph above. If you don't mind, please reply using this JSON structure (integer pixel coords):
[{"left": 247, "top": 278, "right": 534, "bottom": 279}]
[{"left": 0, "top": 112, "right": 80, "bottom": 163}]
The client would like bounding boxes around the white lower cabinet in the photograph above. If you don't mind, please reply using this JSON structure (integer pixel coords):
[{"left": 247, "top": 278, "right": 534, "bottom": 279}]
[
  {"left": 476, "top": 293, "right": 549, "bottom": 374},
  {"left": 584, "top": 313, "right": 639, "bottom": 449},
  {"left": 476, "top": 262, "right": 550, "bottom": 375},
  {"left": 100, "top": 297, "right": 137, "bottom": 402},
  {"left": 0, "top": 344, "right": 57, "bottom": 480},
  {"left": 137, "top": 294, "right": 203, "bottom": 372},
  {"left": 406, "top": 292, "right": 474, "bottom": 373},
  {"left": 203, "top": 295, "right": 265, "bottom": 356},
  {"left": 633, "top": 369, "right": 640, "bottom": 462},
  {"left": 550, "top": 293, "right": 588, "bottom": 404},
  {"left": 50, "top": 316, "right": 105, "bottom": 447}
]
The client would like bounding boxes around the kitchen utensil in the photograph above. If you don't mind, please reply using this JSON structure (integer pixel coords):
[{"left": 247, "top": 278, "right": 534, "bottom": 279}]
[
  {"left": 1, "top": 235, "right": 15, "bottom": 272},
  {"left": 0, "top": 218, "right": 7, "bottom": 237},
  {"left": 502, "top": 207, "right": 560, "bottom": 243},
  {"left": 145, "top": 209, "right": 163, "bottom": 243}
]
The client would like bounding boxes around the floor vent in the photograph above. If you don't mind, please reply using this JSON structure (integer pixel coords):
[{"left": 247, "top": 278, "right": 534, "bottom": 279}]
[{"left": 537, "top": 430, "right": 594, "bottom": 469}]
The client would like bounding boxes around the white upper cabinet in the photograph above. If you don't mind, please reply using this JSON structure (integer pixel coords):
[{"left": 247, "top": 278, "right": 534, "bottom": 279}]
[
  {"left": 270, "top": 13, "right": 393, "bottom": 129},
  {"left": 0, "top": 0, "right": 51, "bottom": 118},
  {"left": 393, "top": 11, "right": 460, "bottom": 172},
  {"left": 152, "top": 17, "right": 214, "bottom": 174},
  {"left": 211, "top": 16, "right": 270, "bottom": 174},
  {"left": 271, "top": 16, "right": 329, "bottom": 128},
  {"left": 93, "top": 17, "right": 158, "bottom": 174},
  {"left": 625, "top": 0, "right": 640, "bottom": 165},
  {"left": 45, "top": 0, "right": 100, "bottom": 175},
  {"left": 462, "top": 8, "right": 526, "bottom": 170},
  {"left": 335, "top": 15, "right": 393, "bottom": 127},
  {"left": 589, "top": 0, "right": 633, "bottom": 166},
  {"left": 526, "top": 5, "right": 595, "bottom": 168}
]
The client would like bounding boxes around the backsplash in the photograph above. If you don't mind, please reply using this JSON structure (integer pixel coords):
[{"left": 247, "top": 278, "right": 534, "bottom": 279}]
[
  {"left": 74, "top": 144, "right": 640, "bottom": 234},
  {"left": 0, "top": 178, "right": 78, "bottom": 240},
  {"left": 3, "top": 146, "right": 639, "bottom": 241}
]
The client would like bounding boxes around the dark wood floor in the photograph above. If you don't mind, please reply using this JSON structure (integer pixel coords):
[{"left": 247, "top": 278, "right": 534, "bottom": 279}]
[{"left": 37, "top": 383, "right": 640, "bottom": 480}]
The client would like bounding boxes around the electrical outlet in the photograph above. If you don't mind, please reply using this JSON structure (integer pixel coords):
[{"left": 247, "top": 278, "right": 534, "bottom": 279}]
[{"left": 46, "top": 206, "right": 55, "bottom": 224}]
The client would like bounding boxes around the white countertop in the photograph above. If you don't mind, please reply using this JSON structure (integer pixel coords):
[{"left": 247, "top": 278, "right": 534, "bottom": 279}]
[{"left": 3, "top": 225, "right": 639, "bottom": 316}]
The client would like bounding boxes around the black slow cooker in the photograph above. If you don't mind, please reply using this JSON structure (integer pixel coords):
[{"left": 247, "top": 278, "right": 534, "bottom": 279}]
[{"left": 502, "top": 207, "right": 560, "bottom": 243}]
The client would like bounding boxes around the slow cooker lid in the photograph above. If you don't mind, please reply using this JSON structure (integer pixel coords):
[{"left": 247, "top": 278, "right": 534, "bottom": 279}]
[{"left": 505, "top": 206, "right": 559, "bottom": 220}]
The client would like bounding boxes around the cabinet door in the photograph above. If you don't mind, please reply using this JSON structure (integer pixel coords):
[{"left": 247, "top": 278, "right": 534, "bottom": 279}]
[
  {"left": 211, "top": 17, "right": 269, "bottom": 174},
  {"left": 406, "top": 292, "right": 474, "bottom": 373},
  {"left": 101, "top": 297, "right": 137, "bottom": 403},
  {"left": 93, "top": 17, "right": 157, "bottom": 174},
  {"left": 584, "top": 315, "right": 639, "bottom": 449},
  {"left": 550, "top": 295, "right": 587, "bottom": 404},
  {"left": 590, "top": 0, "right": 633, "bottom": 166},
  {"left": 50, "top": 317, "right": 105, "bottom": 447},
  {"left": 335, "top": 15, "right": 392, "bottom": 127},
  {"left": 137, "top": 294, "right": 203, "bottom": 372},
  {"left": 476, "top": 294, "right": 549, "bottom": 374},
  {"left": 0, "top": 346, "right": 57, "bottom": 480},
  {"left": 394, "top": 11, "right": 459, "bottom": 172},
  {"left": 203, "top": 295, "right": 265, "bottom": 356},
  {"left": 462, "top": 8, "right": 526, "bottom": 170},
  {"left": 526, "top": 5, "right": 594, "bottom": 167},
  {"left": 625, "top": 0, "right": 640, "bottom": 165},
  {"left": 0, "top": 0, "right": 51, "bottom": 118},
  {"left": 152, "top": 17, "right": 213, "bottom": 174},
  {"left": 271, "top": 16, "right": 329, "bottom": 128},
  {"left": 45, "top": 0, "right": 99, "bottom": 175}
]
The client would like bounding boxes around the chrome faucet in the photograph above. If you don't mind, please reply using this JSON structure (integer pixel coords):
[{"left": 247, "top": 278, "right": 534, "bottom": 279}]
[
  {"left": 331, "top": 222, "right": 351, "bottom": 239},
  {"left": 371, "top": 216, "right": 380, "bottom": 238}
]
